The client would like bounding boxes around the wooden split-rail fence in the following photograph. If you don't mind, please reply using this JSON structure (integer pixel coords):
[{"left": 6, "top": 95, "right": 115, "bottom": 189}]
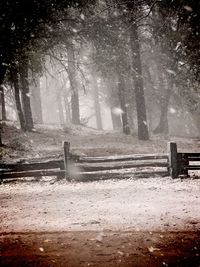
[{"left": 0, "top": 142, "right": 199, "bottom": 182}]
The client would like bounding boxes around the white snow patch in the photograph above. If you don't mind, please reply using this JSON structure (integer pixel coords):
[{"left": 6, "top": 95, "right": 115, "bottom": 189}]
[{"left": 0, "top": 178, "right": 200, "bottom": 233}]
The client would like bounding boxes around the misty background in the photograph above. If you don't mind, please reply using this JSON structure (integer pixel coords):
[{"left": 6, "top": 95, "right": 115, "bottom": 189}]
[{"left": 0, "top": 0, "right": 200, "bottom": 143}]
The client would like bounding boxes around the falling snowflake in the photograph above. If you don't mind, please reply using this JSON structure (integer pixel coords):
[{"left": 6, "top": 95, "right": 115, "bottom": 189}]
[
  {"left": 11, "top": 23, "right": 15, "bottom": 31},
  {"left": 112, "top": 107, "right": 124, "bottom": 115},
  {"left": 80, "top": 13, "right": 85, "bottom": 20},
  {"left": 183, "top": 6, "right": 193, "bottom": 12},
  {"left": 169, "top": 108, "right": 176, "bottom": 114},
  {"left": 166, "top": 69, "right": 176, "bottom": 75}
]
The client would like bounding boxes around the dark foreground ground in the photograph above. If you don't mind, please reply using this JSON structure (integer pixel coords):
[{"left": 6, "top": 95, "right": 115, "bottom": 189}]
[{"left": 1, "top": 231, "right": 200, "bottom": 267}]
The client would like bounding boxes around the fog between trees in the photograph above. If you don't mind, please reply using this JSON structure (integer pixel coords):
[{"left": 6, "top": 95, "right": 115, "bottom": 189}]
[{"left": 0, "top": 0, "right": 200, "bottom": 143}]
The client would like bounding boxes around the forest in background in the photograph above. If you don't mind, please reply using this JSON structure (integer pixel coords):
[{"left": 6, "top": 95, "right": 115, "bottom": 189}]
[{"left": 0, "top": 0, "right": 200, "bottom": 144}]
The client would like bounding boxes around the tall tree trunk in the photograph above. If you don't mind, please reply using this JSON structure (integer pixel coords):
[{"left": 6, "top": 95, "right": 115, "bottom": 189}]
[
  {"left": 19, "top": 59, "right": 34, "bottom": 131},
  {"left": 66, "top": 41, "right": 80, "bottom": 125},
  {"left": 11, "top": 68, "right": 26, "bottom": 131},
  {"left": 0, "top": 85, "right": 7, "bottom": 121},
  {"left": 30, "top": 76, "right": 43, "bottom": 124},
  {"left": 91, "top": 74, "right": 103, "bottom": 130},
  {"left": 130, "top": 24, "right": 149, "bottom": 140},
  {"left": 116, "top": 69, "right": 130, "bottom": 135}
]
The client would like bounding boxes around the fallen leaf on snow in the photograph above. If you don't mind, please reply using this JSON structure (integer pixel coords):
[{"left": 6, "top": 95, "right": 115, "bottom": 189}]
[
  {"left": 117, "top": 250, "right": 124, "bottom": 256},
  {"left": 44, "top": 239, "right": 51, "bottom": 243},
  {"left": 148, "top": 246, "right": 161, "bottom": 253}
]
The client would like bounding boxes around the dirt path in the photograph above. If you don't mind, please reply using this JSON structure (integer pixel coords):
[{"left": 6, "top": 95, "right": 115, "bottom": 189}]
[{"left": 1, "top": 231, "right": 200, "bottom": 267}]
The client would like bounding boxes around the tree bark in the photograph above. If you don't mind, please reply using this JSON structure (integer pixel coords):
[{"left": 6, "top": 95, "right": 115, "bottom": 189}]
[
  {"left": 11, "top": 68, "right": 26, "bottom": 131},
  {"left": 91, "top": 74, "right": 103, "bottom": 130},
  {"left": 19, "top": 58, "right": 34, "bottom": 131},
  {"left": 116, "top": 69, "right": 130, "bottom": 135},
  {"left": 130, "top": 24, "right": 149, "bottom": 140},
  {"left": 66, "top": 41, "right": 80, "bottom": 125}
]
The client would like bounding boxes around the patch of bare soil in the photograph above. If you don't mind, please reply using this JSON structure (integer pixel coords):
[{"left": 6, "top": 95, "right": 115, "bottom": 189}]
[{"left": 1, "top": 231, "right": 200, "bottom": 267}]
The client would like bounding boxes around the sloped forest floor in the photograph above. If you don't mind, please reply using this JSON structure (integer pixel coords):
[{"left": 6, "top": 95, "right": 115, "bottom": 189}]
[{"left": 0, "top": 123, "right": 200, "bottom": 267}]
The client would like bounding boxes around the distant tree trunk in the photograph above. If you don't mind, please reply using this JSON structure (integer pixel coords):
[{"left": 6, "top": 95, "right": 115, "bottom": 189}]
[
  {"left": 91, "top": 75, "right": 103, "bottom": 130},
  {"left": 154, "top": 93, "right": 170, "bottom": 134},
  {"left": 0, "top": 123, "right": 2, "bottom": 146},
  {"left": 154, "top": 71, "right": 171, "bottom": 135},
  {"left": 144, "top": 66, "right": 156, "bottom": 133},
  {"left": 66, "top": 41, "right": 80, "bottom": 125},
  {"left": 125, "top": 77, "right": 135, "bottom": 133},
  {"left": 11, "top": 68, "right": 26, "bottom": 131},
  {"left": 30, "top": 76, "right": 43, "bottom": 124},
  {"left": 0, "top": 65, "right": 6, "bottom": 146},
  {"left": 63, "top": 93, "right": 71, "bottom": 124},
  {"left": 19, "top": 58, "right": 34, "bottom": 131},
  {"left": 110, "top": 109, "right": 122, "bottom": 131},
  {"left": 0, "top": 85, "right": 7, "bottom": 121},
  {"left": 130, "top": 24, "right": 149, "bottom": 140},
  {"left": 191, "top": 112, "right": 200, "bottom": 136},
  {"left": 107, "top": 77, "right": 122, "bottom": 131},
  {"left": 56, "top": 92, "right": 65, "bottom": 125},
  {"left": 116, "top": 69, "right": 130, "bottom": 135}
]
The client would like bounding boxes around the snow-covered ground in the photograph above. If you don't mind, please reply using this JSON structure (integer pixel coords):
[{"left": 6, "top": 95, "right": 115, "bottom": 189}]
[{"left": 1, "top": 177, "right": 200, "bottom": 233}]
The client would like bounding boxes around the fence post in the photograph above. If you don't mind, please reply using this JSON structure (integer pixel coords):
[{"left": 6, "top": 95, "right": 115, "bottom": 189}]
[
  {"left": 167, "top": 142, "right": 179, "bottom": 178},
  {"left": 63, "top": 141, "right": 70, "bottom": 180}
]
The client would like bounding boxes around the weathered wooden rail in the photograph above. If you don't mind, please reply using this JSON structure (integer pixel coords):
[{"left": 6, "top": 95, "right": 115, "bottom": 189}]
[{"left": 0, "top": 141, "right": 199, "bottom": 182}]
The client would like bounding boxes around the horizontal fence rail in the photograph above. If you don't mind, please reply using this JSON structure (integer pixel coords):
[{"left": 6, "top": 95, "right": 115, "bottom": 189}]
[
  {"left": 76, "top": 161, "right": 168, "bottom": 172},
  {"left": 78, "top": 154, "right": 168, "bottom": 163},
  {"left": 0, "top": 160, "right": 64, "bottom": 173},
  {"left": 0, "top": 170, "right": 65, "bottom": 179},
  {"left": 0, "top": 141, "right": 199, "bottom": 182}
]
